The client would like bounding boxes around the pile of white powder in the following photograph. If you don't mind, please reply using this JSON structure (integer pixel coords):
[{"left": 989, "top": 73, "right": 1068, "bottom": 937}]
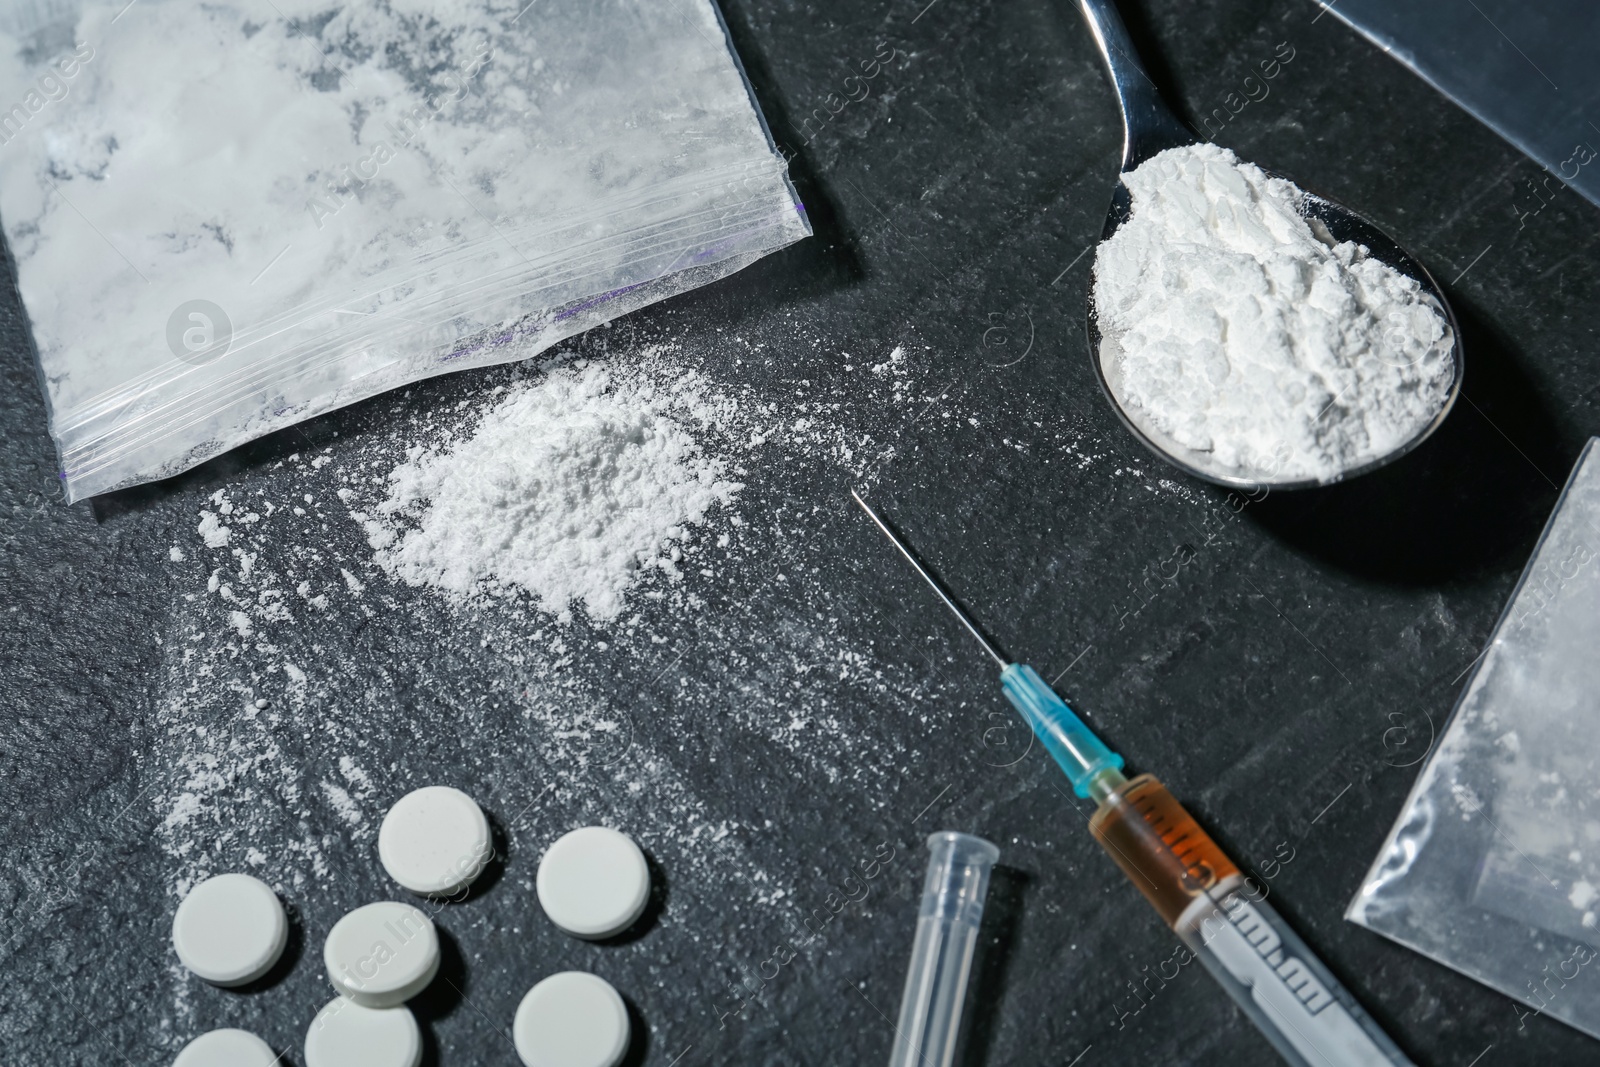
[
  {"left": 1092, "top": 144, "right": 1454, "bottom": 483},
  {"left": 364, "top": 360, "right": 740, "bottom": 621}
]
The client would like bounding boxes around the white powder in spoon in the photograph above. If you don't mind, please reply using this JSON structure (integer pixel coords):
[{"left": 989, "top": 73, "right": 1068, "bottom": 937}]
[
  {"left": 1092, "top": 144, "right": 1454, "bottom": 483},
  {"left": 365, "top": 360, "right": 740, "bottom": 621}
]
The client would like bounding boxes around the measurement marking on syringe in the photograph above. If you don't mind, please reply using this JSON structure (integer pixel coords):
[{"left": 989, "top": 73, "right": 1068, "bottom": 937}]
[{"left": 1213, "top": 895, "right": 1336, "bottom": 1014}]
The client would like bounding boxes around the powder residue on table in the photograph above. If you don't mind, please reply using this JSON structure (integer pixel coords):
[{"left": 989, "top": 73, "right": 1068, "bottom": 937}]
[
  {"left": 137, "top": 327, "right": 1011, "bottom": 1057},
  {"left": 1091, "top": 144, "right": 1455, "bottom": 483},
  {"left": 362, "top": 358, "right": 742, "bottom": 621}
]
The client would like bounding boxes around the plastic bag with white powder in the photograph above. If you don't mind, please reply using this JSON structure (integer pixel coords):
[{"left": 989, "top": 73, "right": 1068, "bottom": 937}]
[
  {"left": 0, "top": 0, "right": 807, "bottom": 501},
  {"left": 1350, "top": 438, "right": 1600, "bottom": 1039}
]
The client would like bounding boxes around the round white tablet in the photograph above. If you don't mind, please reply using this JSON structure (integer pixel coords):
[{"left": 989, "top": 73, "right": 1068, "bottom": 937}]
[
  {"left": 171, "top": 873, "right": 288, "bottom": 986},
  {"left": 323, "top": 901, "right": 440, "bottom": 1007},
  {"left": 173, "top": 1028, "right": 279, "bottom": 1067},
  {"left": 378, "top": 785, "right": 492, "bottom": 896},
  {"left": 536, "top": 827, "right": 650, "bottom": 939},
  {"left": 304, "top": 996, "right": 421, "bottom": 1067},
  {"left": 512, "top": 972, "right": 630, "bottom": 1067}
]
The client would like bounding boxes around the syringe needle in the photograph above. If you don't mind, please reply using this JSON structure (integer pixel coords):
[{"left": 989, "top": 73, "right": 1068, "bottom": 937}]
[
  {"left": 850, "top": 488, "right": 1009, "bottom": 668},
  {"left": 851, "top": 488, "right": 1123, "bottom": 798}
]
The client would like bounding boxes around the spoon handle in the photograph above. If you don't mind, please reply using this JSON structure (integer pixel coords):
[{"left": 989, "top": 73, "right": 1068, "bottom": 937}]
[{"left": 1077, "top": 0, "right": 1194, "bottom": 170}]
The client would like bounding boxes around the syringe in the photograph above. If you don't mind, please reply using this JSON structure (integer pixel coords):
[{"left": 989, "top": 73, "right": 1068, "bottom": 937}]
[{"left": 852, "top": 491, "right": 1413, "bottom": 1067}]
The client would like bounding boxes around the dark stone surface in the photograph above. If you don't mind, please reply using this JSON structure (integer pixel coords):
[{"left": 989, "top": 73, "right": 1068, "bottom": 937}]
[{"left": 3, "top": 0, "right": 1597, "bottom": 1064}]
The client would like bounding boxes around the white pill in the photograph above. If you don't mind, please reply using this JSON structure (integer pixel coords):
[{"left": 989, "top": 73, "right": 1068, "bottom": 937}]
[
  {"left": 512, "top": 972, "right": 630, "bottom": 1067},
  {"left": 171, "top": 873, "right": 288, "bottom": 986},
  {"left": 173, "top": 1028, "right": 279, "bottom": 1067},
  {"left": 536, "top": 827, "right": 650, "bottom": 939},
  {"left": 323, "top": 901, "right": 440, "bottom": 1007},
  {"left": 304, "top": 996, "right": 421, "bottom": 1067},
  {"left": 379, "top": 785, "right": 492, "bottom": 896}
]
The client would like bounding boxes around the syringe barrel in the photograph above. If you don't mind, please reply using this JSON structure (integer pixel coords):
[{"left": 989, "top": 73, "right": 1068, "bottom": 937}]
[
  {"left": 1180, "top": 887, "right": 1413, "bottom": 1067},
  {"left": 1090, "top": 775, "right": 1412, "bottom": 1067},
  {"left": 887, "top": 832, "right": 1000, "bottom": 1067}
]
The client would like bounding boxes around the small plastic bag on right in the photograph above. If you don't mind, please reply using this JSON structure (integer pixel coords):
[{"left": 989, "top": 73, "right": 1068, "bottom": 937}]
[{"left": 1350, "top": 438, "right": 1600, "bottom": 1038}]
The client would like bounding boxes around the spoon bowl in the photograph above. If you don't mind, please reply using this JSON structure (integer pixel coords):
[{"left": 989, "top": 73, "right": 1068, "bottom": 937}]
[{"left": 1077, "top": 0, "right": 1463, "bottom": 490}]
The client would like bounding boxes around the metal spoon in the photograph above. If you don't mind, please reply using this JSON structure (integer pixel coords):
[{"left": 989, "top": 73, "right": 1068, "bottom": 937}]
[{"left": 1077, "top": 0, "right": 1463, "bottom": 490}]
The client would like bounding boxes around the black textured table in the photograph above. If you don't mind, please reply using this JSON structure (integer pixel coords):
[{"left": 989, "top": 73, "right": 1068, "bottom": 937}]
[{"left": 4, "top": 1, "right": 1598, "bottom": 1064}]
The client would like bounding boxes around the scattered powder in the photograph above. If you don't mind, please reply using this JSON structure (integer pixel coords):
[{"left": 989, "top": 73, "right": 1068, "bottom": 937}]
[
  {"left": 339, "top": 568, "right": 365, "bottom": 596},
  {"left": 140, "top": 330, "right": 1001, "bottom": 1048},
  {"left": 366, "top": 360, "right": 741, "bottom": 621},
  {"left": 339, "top": 755, "right": 374, "bottom": 795},
  {"left": 196, "top": 512, "right": 230, "bottom": 548},
  {"left": 319, "top": 781, "right": 364, "bottom": 827},
  {"left": 1092, "top": 144, "right": 1455, "bottom": 483}
]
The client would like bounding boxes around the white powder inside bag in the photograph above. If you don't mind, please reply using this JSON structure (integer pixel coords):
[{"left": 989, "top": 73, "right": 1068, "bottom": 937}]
[
  {"left": 1092, "top": 144, "right": 1454, "bottom": 483},
  {"left": 369, "top": 361, "right": 740, "bottom": 620},
  {"left": 0, "top": 0, "right": 805, "bottom": 501}
]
